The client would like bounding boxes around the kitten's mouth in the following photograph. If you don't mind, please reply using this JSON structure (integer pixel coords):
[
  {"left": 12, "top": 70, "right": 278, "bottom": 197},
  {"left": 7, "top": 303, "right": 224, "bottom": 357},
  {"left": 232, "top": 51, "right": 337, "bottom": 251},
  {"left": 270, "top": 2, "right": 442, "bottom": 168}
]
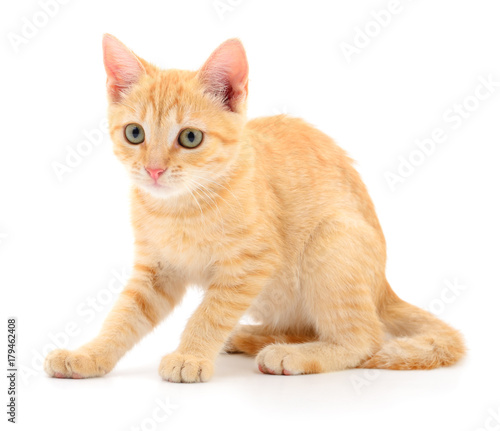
[
  {"left": 146, "top": 181, "right": 171, "bottom": 190},
  {"left": 131, "top": 171, "right": 183, "bottom": 197},
  {"left": 135, "top": 175, "right": 168, "bottom": 189},
  {"left": 137, "top": 178, "right": 180, "bottom": 198}
]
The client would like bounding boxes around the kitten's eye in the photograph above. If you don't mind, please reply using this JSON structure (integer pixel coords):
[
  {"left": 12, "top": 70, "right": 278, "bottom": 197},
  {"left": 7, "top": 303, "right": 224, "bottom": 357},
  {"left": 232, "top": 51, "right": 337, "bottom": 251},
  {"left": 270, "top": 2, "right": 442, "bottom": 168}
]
[
  {"left": 178, "top": 128, "right": 203, "bottom": 149},
  {"left": 124, "top": 123, "right": 145, "bottom": 144}
]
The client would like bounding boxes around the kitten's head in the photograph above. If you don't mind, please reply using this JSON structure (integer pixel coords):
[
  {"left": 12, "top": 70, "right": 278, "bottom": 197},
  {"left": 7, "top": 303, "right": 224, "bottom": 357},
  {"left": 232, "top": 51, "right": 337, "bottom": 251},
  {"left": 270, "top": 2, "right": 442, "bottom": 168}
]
[{"left": 102, "top": 34, "right": 249, "bottom": 199}]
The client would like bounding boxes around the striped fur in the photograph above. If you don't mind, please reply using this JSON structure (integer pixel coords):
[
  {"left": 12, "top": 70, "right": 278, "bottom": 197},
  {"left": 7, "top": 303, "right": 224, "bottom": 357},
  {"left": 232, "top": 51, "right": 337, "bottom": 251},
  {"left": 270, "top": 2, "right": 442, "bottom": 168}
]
[{"left": 44, "top": 35, "right": 465, "bottom": 382}]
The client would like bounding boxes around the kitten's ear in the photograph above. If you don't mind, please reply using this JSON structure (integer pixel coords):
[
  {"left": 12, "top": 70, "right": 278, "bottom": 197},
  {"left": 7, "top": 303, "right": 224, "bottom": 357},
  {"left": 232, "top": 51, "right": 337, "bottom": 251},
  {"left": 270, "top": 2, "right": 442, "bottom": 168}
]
[
  {"left": 102, "top": 34, "right": 146, "bottom": 102},
  {"left": 198, "top": 39, "right": 249, "bottom": 114}
]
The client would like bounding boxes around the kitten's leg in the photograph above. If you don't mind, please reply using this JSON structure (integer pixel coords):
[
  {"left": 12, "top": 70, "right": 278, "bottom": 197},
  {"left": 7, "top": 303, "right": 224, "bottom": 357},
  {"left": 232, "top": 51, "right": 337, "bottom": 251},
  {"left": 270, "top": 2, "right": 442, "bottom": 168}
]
[
  {"left": 44, "top": 263, "right": 185, "bottom": 379},
  {"left": 257, "top": 222, "right": 385, "bottom": 375},
  {"left": 256, "top": 297, "right": 384, "bottom": 375},
  {"left": 159, "top": 262, "right": 273, "bottom": 383},
  {"left": 224, "top": 325, "right": 317, "bottom": 355}
]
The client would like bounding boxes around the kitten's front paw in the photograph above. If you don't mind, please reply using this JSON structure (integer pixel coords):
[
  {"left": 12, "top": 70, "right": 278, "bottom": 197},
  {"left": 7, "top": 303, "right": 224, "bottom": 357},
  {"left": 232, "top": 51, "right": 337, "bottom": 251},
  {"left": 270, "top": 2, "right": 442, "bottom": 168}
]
[
  {"left": 159, "top": 352, "right": 213, "bottom": 383},
  {"left": 44, "top": 348, "right": 112, "bottom": 379}
]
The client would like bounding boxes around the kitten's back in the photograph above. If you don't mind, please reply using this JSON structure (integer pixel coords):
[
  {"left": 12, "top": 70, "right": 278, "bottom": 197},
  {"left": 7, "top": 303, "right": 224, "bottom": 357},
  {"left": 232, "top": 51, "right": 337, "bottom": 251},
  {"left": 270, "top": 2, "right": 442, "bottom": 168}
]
[{"left": 245, "top": 115, "right": 383, "bottom": 234}]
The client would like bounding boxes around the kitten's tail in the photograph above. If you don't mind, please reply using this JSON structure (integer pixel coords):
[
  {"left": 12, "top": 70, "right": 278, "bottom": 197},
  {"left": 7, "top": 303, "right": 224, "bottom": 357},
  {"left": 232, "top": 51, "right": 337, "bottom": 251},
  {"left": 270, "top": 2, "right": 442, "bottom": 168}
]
[{"left": 361, "top": 288, "right": 466, "bottom": 370}]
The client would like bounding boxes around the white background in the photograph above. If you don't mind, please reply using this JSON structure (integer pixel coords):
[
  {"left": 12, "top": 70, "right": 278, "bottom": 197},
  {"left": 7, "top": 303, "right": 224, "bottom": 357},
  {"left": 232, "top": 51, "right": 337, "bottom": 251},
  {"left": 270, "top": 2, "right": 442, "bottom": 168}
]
[{"left": 1, "top": 0, "right": 500, "bottom": 430}]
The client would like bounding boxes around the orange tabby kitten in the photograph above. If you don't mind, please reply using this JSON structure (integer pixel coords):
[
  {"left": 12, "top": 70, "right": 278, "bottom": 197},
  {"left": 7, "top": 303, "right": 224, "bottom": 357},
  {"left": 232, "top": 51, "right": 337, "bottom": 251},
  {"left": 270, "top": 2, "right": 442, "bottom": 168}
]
[{"left": 44, "top": 34, "right": 465, "bottom": 382}]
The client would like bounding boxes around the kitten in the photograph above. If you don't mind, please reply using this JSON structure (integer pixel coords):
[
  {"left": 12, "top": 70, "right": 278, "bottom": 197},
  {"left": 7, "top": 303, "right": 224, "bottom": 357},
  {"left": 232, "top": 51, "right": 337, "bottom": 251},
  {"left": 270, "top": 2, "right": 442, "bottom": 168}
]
[{"left": 44, "top": 35, "right": 465, "bottom": 382}]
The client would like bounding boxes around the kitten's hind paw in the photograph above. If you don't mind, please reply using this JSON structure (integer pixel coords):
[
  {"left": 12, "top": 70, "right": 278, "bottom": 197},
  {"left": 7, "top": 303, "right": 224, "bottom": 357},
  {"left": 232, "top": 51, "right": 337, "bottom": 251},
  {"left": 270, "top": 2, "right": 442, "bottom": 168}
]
[{"left": 222, "top": 335, "right": 244, "bottom": 354}]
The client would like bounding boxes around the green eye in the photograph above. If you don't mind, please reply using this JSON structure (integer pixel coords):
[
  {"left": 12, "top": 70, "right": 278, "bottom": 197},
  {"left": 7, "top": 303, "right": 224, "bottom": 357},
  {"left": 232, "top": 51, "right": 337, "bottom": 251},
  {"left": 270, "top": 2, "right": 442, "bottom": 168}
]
[
  {"left": 178, "top": 128, "right": 203, "bottom": 149},
  {"left": 124, "top": 123, "right": 145, "bottom": 144}
]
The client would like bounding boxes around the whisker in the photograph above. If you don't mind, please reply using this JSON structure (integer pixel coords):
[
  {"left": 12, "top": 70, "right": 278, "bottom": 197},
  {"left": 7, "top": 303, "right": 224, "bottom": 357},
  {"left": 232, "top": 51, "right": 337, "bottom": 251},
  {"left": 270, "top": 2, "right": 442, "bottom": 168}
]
[
  {"left": 189, "top": 179, "right": 226, "bottom": 237},
  {"left": 188, "top": 172, "right": 245, "bottom": 219},
  {"left": 185, "top": 185, "right": 204, "bottom": 220}
]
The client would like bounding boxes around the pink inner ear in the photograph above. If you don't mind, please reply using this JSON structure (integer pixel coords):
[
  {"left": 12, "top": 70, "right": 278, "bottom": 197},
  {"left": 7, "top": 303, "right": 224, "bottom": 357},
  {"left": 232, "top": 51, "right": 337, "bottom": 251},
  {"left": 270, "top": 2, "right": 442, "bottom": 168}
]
[
  {"left": 199, "top": 39, "right": 249, "bottom": 113},
  {"left": 102, "top": 34, "right": 145, "bottom": 102}
]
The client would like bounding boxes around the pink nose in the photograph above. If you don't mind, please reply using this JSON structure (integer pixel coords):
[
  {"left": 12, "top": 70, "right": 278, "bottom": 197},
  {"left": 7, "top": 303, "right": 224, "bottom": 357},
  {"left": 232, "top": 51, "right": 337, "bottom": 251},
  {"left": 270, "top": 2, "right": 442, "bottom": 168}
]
[{"left": 145, "top": 167, "right": 165, "bottom": 181}]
